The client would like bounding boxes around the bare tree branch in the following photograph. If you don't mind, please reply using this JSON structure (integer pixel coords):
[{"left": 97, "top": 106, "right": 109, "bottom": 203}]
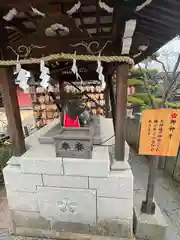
[
  {"left": 172, "top": 54, "right": 180, "bottom": 78},
  {"left": 138, "top": 64, "right": 155, "bottom": 108},
  {"left": 153, "top": 53, "right": 180, "bottom": 107},
  {"left": 153, "top": 57, "right": 172, "bottom": 83},
  {"left": 162, "top": 55, "right": 180, "bottom": 106}
]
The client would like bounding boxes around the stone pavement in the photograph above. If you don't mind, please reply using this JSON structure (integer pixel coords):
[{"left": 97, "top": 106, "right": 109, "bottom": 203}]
[{"left": 129, "top": 151, "right": 180, "bottom": 240}]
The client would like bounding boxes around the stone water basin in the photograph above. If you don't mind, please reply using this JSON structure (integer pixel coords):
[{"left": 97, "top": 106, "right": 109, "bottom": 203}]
[{"left": 38, "top": 116, "right": 101, "bottom": 146}]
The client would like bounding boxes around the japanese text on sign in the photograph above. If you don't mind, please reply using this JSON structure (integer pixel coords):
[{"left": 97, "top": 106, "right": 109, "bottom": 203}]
[{"left": 139, "top": 109, "right": 180, "bottom": 157}]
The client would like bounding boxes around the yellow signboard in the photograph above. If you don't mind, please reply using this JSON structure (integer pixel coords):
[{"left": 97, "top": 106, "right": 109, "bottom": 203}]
[{"left": 139, "top": 109, "right": 180, "bottom": 157}]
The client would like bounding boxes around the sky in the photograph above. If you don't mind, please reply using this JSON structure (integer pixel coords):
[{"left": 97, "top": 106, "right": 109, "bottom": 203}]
[{"left": 141, "top": 37, "right": 180, "bottom": 72}]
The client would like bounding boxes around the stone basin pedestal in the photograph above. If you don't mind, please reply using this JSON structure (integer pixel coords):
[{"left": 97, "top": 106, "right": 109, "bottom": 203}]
[
  {"left": 3, "top": 118, "right": 134, "bottom": 239},
  {"left": 54, "top": 127, "right": 93, "bottom": 159}
]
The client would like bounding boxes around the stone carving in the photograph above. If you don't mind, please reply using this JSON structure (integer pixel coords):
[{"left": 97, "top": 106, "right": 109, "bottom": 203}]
[
  {"left": 54, "top": 128, "right": 92, "bottom": 159},
  {"left": 61, "top": 142, "right": 70, "bottom": 151},
  {"left": 75, "top": 142, "right": 84, "bottom": 152},
  {"left": 57, "top": 198, "right": 77, "bottom": 213}
]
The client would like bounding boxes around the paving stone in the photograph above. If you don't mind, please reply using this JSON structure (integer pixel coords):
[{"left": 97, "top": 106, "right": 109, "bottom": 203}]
[{"left": 0, "top": 199, "right": 10, "bottom": 229}]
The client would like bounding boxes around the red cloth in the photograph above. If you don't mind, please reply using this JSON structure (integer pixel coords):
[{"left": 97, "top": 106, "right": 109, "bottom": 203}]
[
  {"left": 17, "top": 87, "right": 32, "bottom": 107},
  {"left": 64, "top": 113, "right": 80, "bottom": 128}
]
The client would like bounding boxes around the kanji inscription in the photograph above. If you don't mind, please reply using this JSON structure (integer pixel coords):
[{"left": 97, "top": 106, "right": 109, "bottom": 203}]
[{"left": 139, "top": 109, "right": 180, "bottom": 156}]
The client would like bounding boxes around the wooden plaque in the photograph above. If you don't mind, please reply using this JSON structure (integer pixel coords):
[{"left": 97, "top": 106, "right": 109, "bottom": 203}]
[{"left": 139, "top": 109, "right": 180, "bottom": 157}]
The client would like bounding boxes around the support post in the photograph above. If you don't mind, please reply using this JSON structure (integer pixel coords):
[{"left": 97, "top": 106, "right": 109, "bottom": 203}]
[
  {"left": 141, "top": 157, "right": 158, "bottom": 214},
  {"left": 104, "top": 75, "right": 110, "bottom": 118},
  {"left": 0, "top": 67, "right": 26, "bottom": 156},
  {"left": 0, "top": 19, "right": 25, "bottom": 156},
  {"left": 115, "top": 64, "right": 129, "bottom": 161},
  {"left": 59, "top": 80, "right": 65, "bottom": 125},
  {"left": 107, "top": 75, "right": 116, "bottom": 132}
]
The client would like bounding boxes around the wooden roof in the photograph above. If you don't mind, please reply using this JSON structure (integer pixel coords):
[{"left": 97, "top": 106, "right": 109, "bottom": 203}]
[{"left": 0, "top": 0, "right": 180, "bottom": 64}]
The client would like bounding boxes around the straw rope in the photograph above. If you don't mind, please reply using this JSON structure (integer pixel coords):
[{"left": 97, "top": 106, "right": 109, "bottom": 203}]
[{"left": 0, "top": 53, "right": 134, "bottom": 66}]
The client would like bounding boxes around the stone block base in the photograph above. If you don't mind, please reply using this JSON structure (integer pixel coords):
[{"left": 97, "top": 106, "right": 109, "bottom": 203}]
[
  {"left": 90, "top": 219, "right": 133, "bottom": 238},
  {"left": 4, "top": 120, "right": 133, "bottom": 239},
  {"left": 10, "top": 209, "right": 133, "bottom": 238},
  {"left": 134, "top": 193, "right": 168, "bottom": 240}
]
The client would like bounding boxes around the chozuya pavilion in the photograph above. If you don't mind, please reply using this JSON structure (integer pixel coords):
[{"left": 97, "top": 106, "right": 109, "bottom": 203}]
[{"left": 0, "top": 0, "right": 178, "bottom": 239}]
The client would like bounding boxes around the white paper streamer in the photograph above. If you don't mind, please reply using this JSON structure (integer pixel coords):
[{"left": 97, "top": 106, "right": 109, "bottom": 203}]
[
  {"left": 40, "top": 59, "right": 50, "bottom": 89},
  {"left": 101, "top": 78, "right": 106, "bottom": 90},
  {"left": 17, "top": 69, "right": 30, "bottom": 90},
  {"left": 71, "top": 55, "right": 83, "bottom": 88},
  {"left": 40, "top": 75, "right": 50, "bottom": 89},
  {"left": 15, "top": 55, "right": 21, "bottom": 74},
  {"left": 96, "top": 56, "right": 105, "bottom": 90}
]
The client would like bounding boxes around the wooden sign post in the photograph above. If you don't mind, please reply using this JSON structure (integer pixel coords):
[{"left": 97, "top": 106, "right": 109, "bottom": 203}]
[{"left": 139, "top": 109, "right": 180, "bottom": 214}]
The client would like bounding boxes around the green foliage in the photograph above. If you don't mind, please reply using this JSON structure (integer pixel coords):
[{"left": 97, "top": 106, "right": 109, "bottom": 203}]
[
  {"left": 152, "top": 97, "right": 163, "bottom": 104},
  {"left": 127, "top": 96, "right": 145, "bottom": 105},
  {"left": 132, "top": 93, "right": 150, "bottom": 104},
  {"left": 128, "top": 79, "right": 144, "bottom": 87},
  {"left": 148, "top": 69, "right": 158, "bottom": 76},
  {"left": 167, "top": 102, "right": 180, "bottom": 109},
  {"left": 0, "top": 144, "right": 12, "bottom": 167},
  {"left": 128, "top": 67, "right": 164, "bottom": 111},
  {"left": 130, "top": 68, "right": 158, "bottom": 78}
]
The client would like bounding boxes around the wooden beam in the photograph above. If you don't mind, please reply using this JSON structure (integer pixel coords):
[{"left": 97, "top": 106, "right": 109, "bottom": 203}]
[
  {"left": 8, "top": 36, "right": 112, "bottom": 59},
  {"left": 136, "top": 12, "right": 179, "bottom": 30},
  {"left": 139, "top": 8, "right": 180, "bottom": 25},
  {"left": 79, "top": 23, "right": 111, "bottom": 29},
  {"left": 115, "top": 64, "right": 129, "bottom": 161},
  {"left": 0, "top": 67, "right": 26, "bottom": 156},
  {"left": 73, "top": 11, "right": 111, "bottom": 19},
  {"left": 7, "top": 18, "right": 33, "bottom": 34},
  {"left": 79, "top": 5, "right": 87, "bottom": 34},
  {"left": 96, "top": 0, "right": 100, "bottom": 35}
]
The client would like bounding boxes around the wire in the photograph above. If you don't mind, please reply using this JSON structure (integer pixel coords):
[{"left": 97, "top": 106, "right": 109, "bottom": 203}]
[{"left": 100, "top": 134, "right": 115, "bottom": 145}]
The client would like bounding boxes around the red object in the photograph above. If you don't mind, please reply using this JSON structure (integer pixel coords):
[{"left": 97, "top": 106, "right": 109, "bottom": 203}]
[
  {"left": 17, "top": 87, "right": 32, "bottom": 108},
  {"left": 127, "top": 87, "right": 135, "bottom": 95},
  {"left": 131, "top": 87, "right": 135, "bottom": 94},
  {"left": 172, "top": 113, "right": 178, "bottom": 119},
  {"left": 64, "top": 113, "right": 80, "bottom": 128}
]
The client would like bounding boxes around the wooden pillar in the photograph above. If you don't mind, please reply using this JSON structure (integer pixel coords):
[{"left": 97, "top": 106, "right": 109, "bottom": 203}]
[
  {"left": 107, "top": 75, "right": 116, "bottom": 132},
  {"left": 59, "top": 80, "right": 65, "bottom": 125},
  {"left": 115, "top": 64, "right": 129, "bottom": 161},
  {"left": 0, "top": 67, "right": 26, "bottom": 156},
  {"left": 104, "top": 76, "right": 110, "bottom": 118}
]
